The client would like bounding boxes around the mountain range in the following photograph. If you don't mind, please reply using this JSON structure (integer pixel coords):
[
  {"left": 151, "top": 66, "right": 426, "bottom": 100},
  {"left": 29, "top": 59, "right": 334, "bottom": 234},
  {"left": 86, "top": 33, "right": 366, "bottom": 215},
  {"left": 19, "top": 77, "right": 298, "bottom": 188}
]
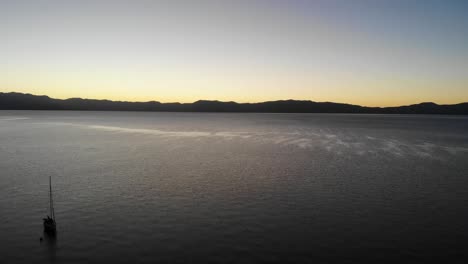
[{"left": 1, "top": 92, "right": 467, "bottom": 114}]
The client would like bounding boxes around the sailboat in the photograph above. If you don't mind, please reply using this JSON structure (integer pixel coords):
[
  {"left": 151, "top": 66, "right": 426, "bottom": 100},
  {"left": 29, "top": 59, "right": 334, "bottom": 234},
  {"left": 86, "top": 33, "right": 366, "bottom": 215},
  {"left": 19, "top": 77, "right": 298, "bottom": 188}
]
[{"left": 43, "top": 176, "right": 56, "bottom": 234}]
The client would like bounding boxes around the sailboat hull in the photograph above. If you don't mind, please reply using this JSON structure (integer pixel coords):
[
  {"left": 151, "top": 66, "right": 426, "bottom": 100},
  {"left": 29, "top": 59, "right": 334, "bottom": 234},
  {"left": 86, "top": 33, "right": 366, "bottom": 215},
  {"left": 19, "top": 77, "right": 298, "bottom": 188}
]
[{"left": 43, "top": 221, "right": 56, "bottom": 234}]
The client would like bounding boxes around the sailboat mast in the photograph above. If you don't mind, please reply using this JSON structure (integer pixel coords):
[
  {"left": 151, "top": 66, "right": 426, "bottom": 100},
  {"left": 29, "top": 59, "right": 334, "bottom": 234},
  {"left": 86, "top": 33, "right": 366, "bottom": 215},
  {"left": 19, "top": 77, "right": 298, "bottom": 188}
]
[{"left": 49, "top": 176, "right": 55, "bottom": 220}]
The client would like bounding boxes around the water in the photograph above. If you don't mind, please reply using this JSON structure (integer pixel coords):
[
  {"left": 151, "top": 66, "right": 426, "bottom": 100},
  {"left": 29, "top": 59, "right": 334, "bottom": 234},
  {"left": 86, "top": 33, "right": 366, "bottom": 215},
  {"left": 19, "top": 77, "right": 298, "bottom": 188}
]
[{"left": 1, "top": 111, "right": 468, "bottom": 263}]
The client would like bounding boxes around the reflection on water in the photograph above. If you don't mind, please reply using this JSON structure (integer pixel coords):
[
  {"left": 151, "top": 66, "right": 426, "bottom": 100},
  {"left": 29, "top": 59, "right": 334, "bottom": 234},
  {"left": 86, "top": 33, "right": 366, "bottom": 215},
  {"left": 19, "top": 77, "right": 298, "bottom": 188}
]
[
  {"left": 40, "top": 232, "right": 57, "bottom": 263},
  {"left": 1, "top": 111, "right": 468, "bottom": 263}
]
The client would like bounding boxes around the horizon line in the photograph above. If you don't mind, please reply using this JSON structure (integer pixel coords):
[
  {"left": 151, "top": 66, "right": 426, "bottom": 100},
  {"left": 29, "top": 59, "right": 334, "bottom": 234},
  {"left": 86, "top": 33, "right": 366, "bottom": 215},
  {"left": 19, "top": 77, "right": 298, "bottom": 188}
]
[{"left": 2, "top": 91, "right": 467, "bottom": 108}]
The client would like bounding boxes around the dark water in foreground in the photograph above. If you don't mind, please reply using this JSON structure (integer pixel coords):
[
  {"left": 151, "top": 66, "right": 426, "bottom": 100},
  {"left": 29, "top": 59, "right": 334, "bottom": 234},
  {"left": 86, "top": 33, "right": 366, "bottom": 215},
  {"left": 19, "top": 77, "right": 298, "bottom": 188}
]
[{"left": 1, "top": 111, "right": 468, "bottom": 263}]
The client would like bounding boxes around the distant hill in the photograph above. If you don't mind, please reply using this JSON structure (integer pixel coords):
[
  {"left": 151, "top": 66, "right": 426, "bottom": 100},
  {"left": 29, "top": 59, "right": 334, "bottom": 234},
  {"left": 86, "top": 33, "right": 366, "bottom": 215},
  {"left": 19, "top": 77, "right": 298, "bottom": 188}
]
[{"left": 1, "top": 92, "right": 467, "bottom": 114}]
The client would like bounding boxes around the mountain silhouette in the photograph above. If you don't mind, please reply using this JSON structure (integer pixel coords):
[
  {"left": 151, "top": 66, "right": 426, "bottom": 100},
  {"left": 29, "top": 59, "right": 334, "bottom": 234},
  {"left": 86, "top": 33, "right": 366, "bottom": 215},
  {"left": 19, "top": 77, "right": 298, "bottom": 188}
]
[{"left": 1, "top": 92, "right": 467, "bottom": 114}]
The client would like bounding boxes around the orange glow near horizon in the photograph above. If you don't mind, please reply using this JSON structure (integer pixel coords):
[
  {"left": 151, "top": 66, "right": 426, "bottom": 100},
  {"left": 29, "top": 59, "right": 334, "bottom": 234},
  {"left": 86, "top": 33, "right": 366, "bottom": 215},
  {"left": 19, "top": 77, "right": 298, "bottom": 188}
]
[{"left": 3, "top": 66, "right": 467, "bottom": 107}]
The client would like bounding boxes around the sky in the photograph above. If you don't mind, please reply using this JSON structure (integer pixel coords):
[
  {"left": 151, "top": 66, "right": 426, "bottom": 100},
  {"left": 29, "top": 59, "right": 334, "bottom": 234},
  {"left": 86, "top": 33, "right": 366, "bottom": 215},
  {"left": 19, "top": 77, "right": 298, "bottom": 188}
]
[{"left": 1, "top": 0, "right": 468, "bottom": 106}]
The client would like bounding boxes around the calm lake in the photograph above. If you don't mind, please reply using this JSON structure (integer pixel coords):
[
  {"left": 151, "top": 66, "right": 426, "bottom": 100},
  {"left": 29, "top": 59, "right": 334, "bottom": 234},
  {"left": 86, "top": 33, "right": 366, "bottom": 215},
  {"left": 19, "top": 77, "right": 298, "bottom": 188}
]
[{"left": 1, "top": 111, "right": 468, "bottom": 263}]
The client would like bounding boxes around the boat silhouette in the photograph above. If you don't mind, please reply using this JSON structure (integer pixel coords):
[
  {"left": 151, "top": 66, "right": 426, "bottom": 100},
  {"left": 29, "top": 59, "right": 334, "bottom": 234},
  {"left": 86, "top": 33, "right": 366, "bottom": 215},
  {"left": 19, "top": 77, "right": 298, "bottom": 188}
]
[{"left": 43, "top": 176, "right": 56, "bottom": 234}]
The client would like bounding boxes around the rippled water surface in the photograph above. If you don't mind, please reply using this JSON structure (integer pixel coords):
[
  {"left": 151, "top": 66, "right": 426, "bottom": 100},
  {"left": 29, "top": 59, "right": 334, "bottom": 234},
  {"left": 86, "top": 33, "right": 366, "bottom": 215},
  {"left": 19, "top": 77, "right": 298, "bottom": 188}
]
[{"left": 1, "top": 111, "right": 468, "bottom": 263}]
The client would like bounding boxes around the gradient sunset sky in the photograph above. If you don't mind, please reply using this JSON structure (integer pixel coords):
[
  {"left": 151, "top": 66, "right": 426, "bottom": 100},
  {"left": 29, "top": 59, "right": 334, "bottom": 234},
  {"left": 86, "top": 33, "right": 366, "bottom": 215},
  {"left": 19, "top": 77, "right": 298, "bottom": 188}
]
[{"left": 2, "top": 0, "right": 468, "bottom": 106}]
